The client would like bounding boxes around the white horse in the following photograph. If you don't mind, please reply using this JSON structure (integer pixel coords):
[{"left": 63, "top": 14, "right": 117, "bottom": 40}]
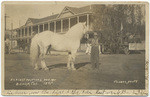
[{"left": 30, "top": 22, "right": 88, "bottom": 70}]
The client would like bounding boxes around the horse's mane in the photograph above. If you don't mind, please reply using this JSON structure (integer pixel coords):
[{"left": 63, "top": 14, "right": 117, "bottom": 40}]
[
  {"left": 32, "top": 23, "right": 85, "bottom": 42},
  {"left": 64, "top": 23, "right": 84, "bottom": 39}
]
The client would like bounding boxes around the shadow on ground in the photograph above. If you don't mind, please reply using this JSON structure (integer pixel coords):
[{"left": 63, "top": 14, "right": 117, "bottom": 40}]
[{"left": 47, "top": 62, "right": 90, "bottom": 70}]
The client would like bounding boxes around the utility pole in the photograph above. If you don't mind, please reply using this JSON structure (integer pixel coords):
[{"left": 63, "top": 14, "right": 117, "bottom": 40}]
[
  {"left": 11, "top": 22, "right": 13, "bottom": 49},
  {"left": 5, "top": 14, "right": 9, "bottom": 31},
  {"left": 5, "top": 14, "right": 9, "bottom": 40}
]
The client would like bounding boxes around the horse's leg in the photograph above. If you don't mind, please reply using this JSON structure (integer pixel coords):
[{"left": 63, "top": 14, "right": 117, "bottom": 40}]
[
  {"left": 70, "top": 51, "right": 77, "bottom": 70},
  {"left": 41, "top": 60, "right": 49, "bottom": 70},
  {"left": 40, "top": 47, "right": 49, "bottom": 70},
  {"left": 34, "top": 63, "right": 39, "bottom": 70},
  {"left": 67, "top": 53, "right": 71, "bottom": 70},
  {"left": 38, "top": 43, "right": 47, "bottom": 69},
  {"left": 46, "top": 45, "right": 51, "bottom": 55},
  {"left": 32, "top": 57, "right": 39, "bottom": 70}
]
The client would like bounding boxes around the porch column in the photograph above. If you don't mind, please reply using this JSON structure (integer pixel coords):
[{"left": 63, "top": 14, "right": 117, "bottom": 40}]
[
  {"left": 77, "top": 16, "right": 79, "bottom": 23},
  {"left": 22, "top": 28, "right": 24, "bottom": 37},
  {"left": 31, "top": 26, "right": 33, "bottom": 33},
  {"left": 48, "top": 22, "right": 50, "bottom": 30},
  {"left": 18, "top": 29, "right": 20, "bottom": 37},
  {"left": 43, "top": 24, "right": 44, "bottom": 31},
  {"left": 31, "top": 26, "right": 33, "bottom": 36},
  {"left": 54, "top": 21, "right": 56, "bottom": 32},
  {"left": 87, "top": 14, "right": 89, "bottom": 30},
  {"left": 61, "top": 20, "right": 63, "bottom": 32},
  {"left": 31, "top": 26, "right": 33, "bottom": 32},
  {"left": 24, "top": 28, "right": 25, "bottom": 37},
  {"left": 38, "top": 25, "right": 40, "bottom": 33},
  {"left": 69, "top": 18, "right": 70, "bottom": 29},
  {"left": 20, "top": 29, "right": 22, "bottom": 37},
  {"left": 16, "top": 30, "right": 18, "bottom": 38},
  {"left": 27, "top": 27, "right": 29, "bottom": 36}
]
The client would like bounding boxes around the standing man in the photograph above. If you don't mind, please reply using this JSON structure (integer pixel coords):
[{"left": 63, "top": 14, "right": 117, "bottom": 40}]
[{"left": 90, "top": 32, "right": 100, "bottom": 69}]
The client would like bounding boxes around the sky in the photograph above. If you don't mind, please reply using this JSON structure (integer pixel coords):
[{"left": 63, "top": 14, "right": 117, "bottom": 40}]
[{"left": 5, "top": 2, "right": 90, "bottom": 29}]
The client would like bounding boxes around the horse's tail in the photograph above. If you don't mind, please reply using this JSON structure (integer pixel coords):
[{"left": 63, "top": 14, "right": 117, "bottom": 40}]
[{"left": 30, "top": 35, "right": 39, "bottom": 66}]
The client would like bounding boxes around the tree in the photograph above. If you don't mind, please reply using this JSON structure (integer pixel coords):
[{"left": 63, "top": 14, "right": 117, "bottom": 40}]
[{"left": 90, "top": 4, "right": 145, "bottom": 53}]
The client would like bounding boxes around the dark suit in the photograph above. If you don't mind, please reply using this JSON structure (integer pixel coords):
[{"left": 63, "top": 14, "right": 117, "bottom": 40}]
[{"left": 90, "top": 38, "right": 99, "bottom": 69}]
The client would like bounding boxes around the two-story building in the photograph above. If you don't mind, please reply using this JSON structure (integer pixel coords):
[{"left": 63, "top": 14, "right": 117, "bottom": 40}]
[{"left": 11, "top": 5, "right": 93, "bottom": 47}]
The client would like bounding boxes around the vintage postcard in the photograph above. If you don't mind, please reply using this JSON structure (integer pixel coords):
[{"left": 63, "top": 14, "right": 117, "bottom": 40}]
[{"left": 1, "top": 1, "right": 149, "bottom": 96}]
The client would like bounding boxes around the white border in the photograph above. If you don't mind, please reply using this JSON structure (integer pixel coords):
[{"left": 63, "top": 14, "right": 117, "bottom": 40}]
[{"left": 0, "top": 0, "right": 149, "bottom": 96}]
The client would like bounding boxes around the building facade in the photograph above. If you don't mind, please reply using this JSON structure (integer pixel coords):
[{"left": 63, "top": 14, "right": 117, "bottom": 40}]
[{"left": 11, "top": 5, "right": 93, "bottom": 46}]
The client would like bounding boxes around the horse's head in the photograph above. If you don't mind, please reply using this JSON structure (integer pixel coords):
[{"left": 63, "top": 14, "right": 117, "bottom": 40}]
[
  {"left": 81, "top": 22, "right": 88, "bottom": 35},
  {"left": 67, "top": 22, "right": 89, "bottom": 39}
]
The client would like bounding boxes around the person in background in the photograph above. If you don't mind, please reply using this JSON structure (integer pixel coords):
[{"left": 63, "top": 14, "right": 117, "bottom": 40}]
[
  {"left": 85, "top": 40, "right": 91, "bottom": 55},
  {"left": 90, "top": 32, "right": 100, "bottom": 70},
  {"left": 99, "top": 44, "right": 102, "bottom": 54}
]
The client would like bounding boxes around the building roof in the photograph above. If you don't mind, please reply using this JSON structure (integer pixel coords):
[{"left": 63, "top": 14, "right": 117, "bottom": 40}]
[
  {"left": 67, "top": 5, "right": 92, "bottom": 14},
  {"left": 23, "top": 5, "right": 92, "bottom": 27},
  {"left": 29, "top": 14, "right": 59, "bottom": 24}
]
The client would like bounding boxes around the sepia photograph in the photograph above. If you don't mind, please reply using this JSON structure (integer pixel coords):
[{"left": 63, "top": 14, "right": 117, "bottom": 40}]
[{"left": 1, "top": 1, "right": 149, "bottom": 96}]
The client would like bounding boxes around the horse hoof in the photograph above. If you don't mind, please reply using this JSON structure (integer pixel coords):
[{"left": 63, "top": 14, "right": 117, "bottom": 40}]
[
  {"left": 72, "top": 68, "right": 76, "bottom": 70},
  {"left": 34, "top": 68, "right": 39, "bottom": 70},
  {"left": 67, "top": 67, "right": 71, "bottom": 70},
  {"left": 43, "top": 67, "right": 49, "bottom": 70}
]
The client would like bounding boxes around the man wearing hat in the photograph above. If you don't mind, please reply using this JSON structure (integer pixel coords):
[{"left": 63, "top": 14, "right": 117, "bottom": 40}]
[{"left": 90, "top": 32, "right": 100, "bottom": 70}]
